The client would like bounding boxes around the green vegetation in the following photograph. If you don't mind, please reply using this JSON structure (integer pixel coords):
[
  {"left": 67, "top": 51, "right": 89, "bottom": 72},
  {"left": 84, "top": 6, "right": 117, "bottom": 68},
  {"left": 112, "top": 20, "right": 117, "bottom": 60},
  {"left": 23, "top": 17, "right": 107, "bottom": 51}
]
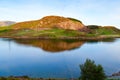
[
  {"left": 86, "top": 25, "right": 101, "bottom": 29},
  {"left": 0, "top": 16, "right": 120, "bottom": 39},
  {"left": 0, "top": 24, "right": 120, "bottom": 40},
  {"left": 0, "top": 59, "right": 119, "bottom": 80},
  {"left": 106, "top": 78, "right": 120, "bottom": 80},
  {"left": 0, "top": 28, "right": 86, "bottom": 38},
  {"left": 79, "top": 59, "right": 106, "bottom": 80},
  {"left": 67, "top": 17, "right": 82, "bottom": 23},
  {"left": 0, "top": 26, "right": 11, "bottom": 31},
  {"left": 0, "top": 76, "right": 67, "bottom": 80},
  {"left": 90, "top": 27, "right": 120, "bottom": 35},
  {"left": 33, "top": 29, "right": 85, "bottom": 37},
  {"left": 86, "top": 26, "right": 120, "bottom": 37}
]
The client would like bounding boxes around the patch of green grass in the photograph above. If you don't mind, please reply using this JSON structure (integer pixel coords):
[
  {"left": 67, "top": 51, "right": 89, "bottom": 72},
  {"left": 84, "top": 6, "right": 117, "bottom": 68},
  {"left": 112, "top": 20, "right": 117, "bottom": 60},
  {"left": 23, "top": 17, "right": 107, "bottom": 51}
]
[
  {"left": 0, "top": 26, "right": 120, "bottom": 38},
  {"left": 0, "top": 28, "right": 84, "bottom": 38},
  {"left": 0, "top": 76, "right": 67, "bottom": 80},
  {"left": 0, "top": 26, "right": 12, "bottom": 36},
  {"left": 86, "top": 34, "right": 97, "bottom": 37},
  {"left": 0, "top": 26, "right": 11, "bottom": 31},
  {"left": 13, "top": 29, "right": 35, "bottom": 36},
  {"left": 90, "top": 27, "right": 120, "bottom": 35},
  {"left": 32, "top": 28, "right": 86, "bottom": 37},
  {"left": 106, "top": 78, "right": 120, "bottom": 80}
]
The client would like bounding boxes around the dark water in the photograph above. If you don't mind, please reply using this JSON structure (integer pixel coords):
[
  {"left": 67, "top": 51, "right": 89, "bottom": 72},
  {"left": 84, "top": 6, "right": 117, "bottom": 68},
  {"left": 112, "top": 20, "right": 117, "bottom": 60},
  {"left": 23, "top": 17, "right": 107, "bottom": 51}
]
[{"left": 0, "top": 38, "right": 120, "bottom": 78}]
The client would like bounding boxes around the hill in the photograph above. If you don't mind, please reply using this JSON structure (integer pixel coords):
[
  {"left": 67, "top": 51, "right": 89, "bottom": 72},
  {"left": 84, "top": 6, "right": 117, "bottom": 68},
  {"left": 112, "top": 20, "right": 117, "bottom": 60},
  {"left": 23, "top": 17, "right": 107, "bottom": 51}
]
[
  {"left": 86, "top": 25, "right": 120, "bottom": 35},
  {"left": 0, "top": 21, "right": 15, "bottom": 27},
  {"left": 0, "top": 16, "right": 120, "bottom": 40},
  {"left": 12, "top": 16, "right": 87, "bottom": 31}
]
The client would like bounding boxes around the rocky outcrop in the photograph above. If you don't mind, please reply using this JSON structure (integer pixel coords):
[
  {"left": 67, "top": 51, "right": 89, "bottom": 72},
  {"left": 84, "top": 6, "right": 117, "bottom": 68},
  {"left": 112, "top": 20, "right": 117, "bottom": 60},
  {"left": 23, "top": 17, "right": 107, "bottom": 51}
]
[
  {"left": 55, "top": 21, "right": 85, "bottom": 30},
  {"left": 111, "top": 71, "right": 120, "bottom": 77},
  {"left": 12, "top": 15, "right": 87, "bottom": 31}
]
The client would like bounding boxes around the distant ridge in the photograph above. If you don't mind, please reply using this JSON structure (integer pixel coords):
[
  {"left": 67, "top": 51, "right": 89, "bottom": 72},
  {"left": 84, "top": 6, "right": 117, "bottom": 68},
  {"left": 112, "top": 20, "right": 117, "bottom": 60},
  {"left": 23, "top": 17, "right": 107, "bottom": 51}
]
[
  {"left": 12, "top": 15, "right": 87, "bottom": 31},
  {"left": 0, "top": 21, "right": 16, "bottom": 26}
]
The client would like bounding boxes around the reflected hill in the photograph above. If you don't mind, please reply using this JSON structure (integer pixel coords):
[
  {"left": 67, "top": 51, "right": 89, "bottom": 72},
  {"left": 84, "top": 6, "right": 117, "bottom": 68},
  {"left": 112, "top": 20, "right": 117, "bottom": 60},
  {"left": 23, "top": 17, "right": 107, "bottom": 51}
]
[{"left": 13, "top": 39, "right": 85, "bottom": 52}]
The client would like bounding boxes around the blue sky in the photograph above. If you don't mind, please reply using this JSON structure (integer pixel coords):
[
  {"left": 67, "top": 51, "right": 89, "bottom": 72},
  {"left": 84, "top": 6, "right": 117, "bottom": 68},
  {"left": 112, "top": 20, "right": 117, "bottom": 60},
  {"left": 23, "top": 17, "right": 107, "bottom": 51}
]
[{"left": 0, "top": 0, "right": 120, "bottom": 28}]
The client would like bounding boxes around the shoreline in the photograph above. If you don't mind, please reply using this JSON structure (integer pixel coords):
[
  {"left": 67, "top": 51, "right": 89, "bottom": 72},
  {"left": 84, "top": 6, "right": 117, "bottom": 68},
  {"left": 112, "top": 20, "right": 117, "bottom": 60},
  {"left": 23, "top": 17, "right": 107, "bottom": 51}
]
[
  {"left": 0, "top": 35, "right": 120, "bottom": 40},
  {"left": 0, "top": 76, "right": 68, "bottom": 80}
]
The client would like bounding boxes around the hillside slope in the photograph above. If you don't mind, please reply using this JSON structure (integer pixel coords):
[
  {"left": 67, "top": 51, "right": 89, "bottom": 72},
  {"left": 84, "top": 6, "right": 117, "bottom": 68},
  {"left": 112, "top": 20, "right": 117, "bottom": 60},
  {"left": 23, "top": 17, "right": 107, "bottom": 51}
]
[
  {"left": 0, "top": 16, "right": 120, "bottom": 40},
  {"left": 12, "top": 16, "right": 86, "bottom": 31}
]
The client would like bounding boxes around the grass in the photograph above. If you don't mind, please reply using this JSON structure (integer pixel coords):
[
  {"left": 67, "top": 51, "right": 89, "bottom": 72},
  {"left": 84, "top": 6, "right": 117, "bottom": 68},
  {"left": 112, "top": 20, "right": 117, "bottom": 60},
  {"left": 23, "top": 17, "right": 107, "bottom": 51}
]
[
  {"left": 85, "top": 27, "right": 120, "bottom": 37},
  {"left": 0, "top": 76, "right": 120, "bottom": 80},
  {"left": 33, "top": 29, "right": 86, "bottom": 37},
  {"left": 0, "top": 26, "right": 11, "bottom": 31},
  {"left": 0, "top": 77, "right": 120, "bottom": 80},
  {"left": 0, "top": 76, "right": 67, "bottom": 80},
  {"left": 106, "top": 78, "right": 120, "bottom": 80},
  {"left": 92, "top": 27, "right": 120, "bottom": 35},
  {"left": 0, "top": 28, "right": 86, "bottom": 38},
  {"left": 0, "top": 26, "right": 120, "bottom": 39}
]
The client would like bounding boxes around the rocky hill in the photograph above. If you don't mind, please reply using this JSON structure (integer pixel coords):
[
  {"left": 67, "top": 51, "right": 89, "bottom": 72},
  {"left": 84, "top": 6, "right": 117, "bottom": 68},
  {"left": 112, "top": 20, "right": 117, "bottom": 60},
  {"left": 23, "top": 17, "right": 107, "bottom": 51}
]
[
  {"left": 0, "top": 21, "right": 16, "bottom": 26},
  {"left": 13, "top": 16, "right": 87, "bottom": 31},
  {"left": 0, "top": 15, "right": 120, "bottom": 40}
]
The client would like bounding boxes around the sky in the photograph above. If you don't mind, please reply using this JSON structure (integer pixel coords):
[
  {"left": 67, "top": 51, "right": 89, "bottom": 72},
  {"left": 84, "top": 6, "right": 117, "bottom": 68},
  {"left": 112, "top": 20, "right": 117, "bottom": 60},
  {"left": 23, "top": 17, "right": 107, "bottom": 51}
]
[{"left": 0, "top": 0, "right": 120, "bottom": 28}]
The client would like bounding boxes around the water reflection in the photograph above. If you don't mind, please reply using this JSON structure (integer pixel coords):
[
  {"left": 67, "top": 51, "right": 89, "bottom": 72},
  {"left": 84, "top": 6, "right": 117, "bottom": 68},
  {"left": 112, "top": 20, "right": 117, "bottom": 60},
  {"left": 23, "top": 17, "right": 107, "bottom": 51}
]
[
  {"left": 0, "top": 38, "right": 120, "bottom": 78},
  {"left": 85, "top": 38, "right": 117, "bottom": 44},
  {"left": 12, "top": 39, "right": 85, "bottom": 52},
  {"left": 3, "top": 38, "right": 117, "bottom": 52}
]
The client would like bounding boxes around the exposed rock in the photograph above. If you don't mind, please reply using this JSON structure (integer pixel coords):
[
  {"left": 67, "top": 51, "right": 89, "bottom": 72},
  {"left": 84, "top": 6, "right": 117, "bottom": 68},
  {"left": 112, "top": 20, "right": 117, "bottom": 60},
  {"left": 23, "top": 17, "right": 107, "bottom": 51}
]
[
  {"left": 55, "top": 21, "right": 85, "bottom": 30},
  {"left": 111, "top": 71, "right": 120, "bottom": 76},
  {"left": 12, "top": 15, "right": 88, "bottom": 31}
]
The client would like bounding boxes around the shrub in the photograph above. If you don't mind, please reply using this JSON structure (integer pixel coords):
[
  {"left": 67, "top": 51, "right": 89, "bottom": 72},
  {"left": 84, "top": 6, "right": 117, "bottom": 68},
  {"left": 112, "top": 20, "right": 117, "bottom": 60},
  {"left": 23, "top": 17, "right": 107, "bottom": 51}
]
[
  {"left": 67, "top": 17, "right": 83, "bottom": 23},
  {"left": 86, "top": 25, "right": 101, "bottom": 29},
  {"left": 79, "top": 59, "right": 106, "bottom": 80}
]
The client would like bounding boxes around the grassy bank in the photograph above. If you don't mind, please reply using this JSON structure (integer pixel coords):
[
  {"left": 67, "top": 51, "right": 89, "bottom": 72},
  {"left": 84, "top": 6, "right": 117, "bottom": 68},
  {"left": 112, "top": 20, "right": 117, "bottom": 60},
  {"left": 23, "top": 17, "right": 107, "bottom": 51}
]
[
  {"left": 0, "top": 76, "right": 119, "bottom": 80},
  {"left": 1, "top": 76, "right": 119, "bottom": 80},
  {"left": 0, "top": 26, "right": 120, "bottom": 40},
  {"left": 0, "top": 76, "right": 68, "bottom": 80}
]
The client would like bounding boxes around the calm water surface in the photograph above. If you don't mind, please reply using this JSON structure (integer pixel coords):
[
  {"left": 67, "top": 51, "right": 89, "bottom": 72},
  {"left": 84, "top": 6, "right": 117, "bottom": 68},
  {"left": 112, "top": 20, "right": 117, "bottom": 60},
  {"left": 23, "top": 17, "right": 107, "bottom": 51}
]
[{"left": 0, "top": 38, "right": 120, "bottom": 78}]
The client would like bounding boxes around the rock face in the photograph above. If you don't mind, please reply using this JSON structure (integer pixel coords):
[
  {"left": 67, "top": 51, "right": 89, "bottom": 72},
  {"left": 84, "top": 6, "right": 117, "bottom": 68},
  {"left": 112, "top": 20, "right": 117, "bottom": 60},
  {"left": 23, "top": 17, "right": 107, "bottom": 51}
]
[
  {"left": 13, "top": 15, "right": 87, "bottom": 31},
  {"left": 56, "top": 21, "right": 85, "bottom": 30},
  {"left": 0, "top": 21, "right": 16, "bottom": 26}
]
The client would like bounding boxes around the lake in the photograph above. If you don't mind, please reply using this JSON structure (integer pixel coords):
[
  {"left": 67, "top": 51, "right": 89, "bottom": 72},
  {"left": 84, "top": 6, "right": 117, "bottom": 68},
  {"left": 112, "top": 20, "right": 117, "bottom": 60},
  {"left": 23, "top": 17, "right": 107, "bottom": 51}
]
[{"left": 0, "top": 38, "right": 120, "bottom": 78}]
